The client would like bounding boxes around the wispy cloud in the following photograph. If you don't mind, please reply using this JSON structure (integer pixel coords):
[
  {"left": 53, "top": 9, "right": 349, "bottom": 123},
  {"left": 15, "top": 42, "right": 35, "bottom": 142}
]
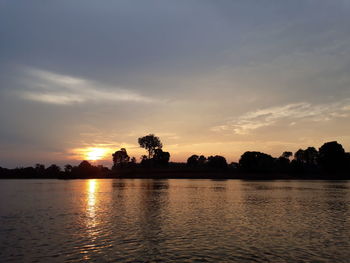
[
  {"left": 17, "top": 68, "right": 156, "bottom": 105},
  {"left": 212, "top": 100, "right": 350, "bottom": 135}
]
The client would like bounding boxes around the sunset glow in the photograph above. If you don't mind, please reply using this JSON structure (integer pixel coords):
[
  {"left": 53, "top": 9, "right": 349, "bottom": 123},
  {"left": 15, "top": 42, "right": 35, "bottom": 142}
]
[
  {"left": 0, "top": 0, "right": 349, "bottom": 168},
  {"left": 85, "top": 148, "right": 108, "bottom": 161}
]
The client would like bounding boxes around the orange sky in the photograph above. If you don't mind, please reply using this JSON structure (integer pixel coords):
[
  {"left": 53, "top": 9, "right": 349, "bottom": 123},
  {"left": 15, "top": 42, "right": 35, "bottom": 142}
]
[{"left": 0, "top": 1, "right": 350, "bottom": 167}]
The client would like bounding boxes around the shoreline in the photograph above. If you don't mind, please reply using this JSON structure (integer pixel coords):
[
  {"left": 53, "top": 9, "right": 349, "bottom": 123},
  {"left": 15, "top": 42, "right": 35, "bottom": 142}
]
[{"left": 1, "top": 171, "right": 349, "bottom": 180}]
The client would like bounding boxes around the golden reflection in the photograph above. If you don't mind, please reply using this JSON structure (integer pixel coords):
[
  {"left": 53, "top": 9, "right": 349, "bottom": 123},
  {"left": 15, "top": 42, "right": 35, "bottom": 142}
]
[
  {"left": 81, "top": 179, "right": 114, "bottom": 260},
  {"left": 81, "top": 179, "right": 99, "bottom": 260},
  {"left": 87, "top": 179, "right": 97, "bottom": 216}
]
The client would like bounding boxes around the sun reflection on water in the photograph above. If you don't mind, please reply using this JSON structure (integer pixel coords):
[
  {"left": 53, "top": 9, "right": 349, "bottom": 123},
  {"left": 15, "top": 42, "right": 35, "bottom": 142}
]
[
  {"left": 81, "top": 179, "right": 99, "bottom": 259},
  {"left": 87, "top": 179, "right": 97, "bottom": 216}
]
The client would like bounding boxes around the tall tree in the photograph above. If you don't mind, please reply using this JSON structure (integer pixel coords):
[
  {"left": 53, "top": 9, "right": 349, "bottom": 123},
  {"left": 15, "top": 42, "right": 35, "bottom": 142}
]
[{"left": 138, "top": 134, "right": 162, "bottom": 159}]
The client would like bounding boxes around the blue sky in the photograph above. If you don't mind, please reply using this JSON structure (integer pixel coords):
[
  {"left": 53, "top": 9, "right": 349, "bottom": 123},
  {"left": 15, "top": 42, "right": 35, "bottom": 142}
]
[{"left": 1, "top": 0, "right": 350, "bottom": 167}]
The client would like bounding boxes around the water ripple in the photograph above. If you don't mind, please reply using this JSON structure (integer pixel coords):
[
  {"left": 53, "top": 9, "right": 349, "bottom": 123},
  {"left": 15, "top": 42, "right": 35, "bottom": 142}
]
[{"left": 1, "top": 179, "right": 350, "bottom": 262}]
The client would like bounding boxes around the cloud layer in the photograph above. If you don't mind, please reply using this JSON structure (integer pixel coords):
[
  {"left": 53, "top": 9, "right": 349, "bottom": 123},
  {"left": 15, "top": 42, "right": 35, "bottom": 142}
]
[
  {"left": 18, "top": 68, "right": 155, "bottom": 105},
  {"left": 212, "top": 100, "right": 350, "bottom": 135}
]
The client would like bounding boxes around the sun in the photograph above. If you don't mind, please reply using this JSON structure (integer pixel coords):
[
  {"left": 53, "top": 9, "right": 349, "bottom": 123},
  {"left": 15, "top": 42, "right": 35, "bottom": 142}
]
[{"left": 85, "top": 148, "right": 108, "bottom": 161}]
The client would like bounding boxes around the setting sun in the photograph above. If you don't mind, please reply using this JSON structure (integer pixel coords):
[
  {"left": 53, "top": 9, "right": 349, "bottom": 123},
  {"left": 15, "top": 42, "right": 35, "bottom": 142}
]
[{"left": 85, "top": 148, "right": 108, "bottom": 161}]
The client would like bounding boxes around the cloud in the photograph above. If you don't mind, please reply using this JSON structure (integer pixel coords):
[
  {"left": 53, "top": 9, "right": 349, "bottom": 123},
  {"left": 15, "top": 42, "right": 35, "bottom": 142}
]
[
  {"left": 17, "top": 68, "right": 156, "bottom": 105},
  {"left": 212, "top": 100, "right": 350, "bottom": 135}
]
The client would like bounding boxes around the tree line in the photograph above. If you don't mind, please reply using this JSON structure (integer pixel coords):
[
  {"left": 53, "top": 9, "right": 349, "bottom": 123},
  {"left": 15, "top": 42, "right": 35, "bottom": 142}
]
[{"left": 0, "top": 134, "right": 349, "bottom": 179}]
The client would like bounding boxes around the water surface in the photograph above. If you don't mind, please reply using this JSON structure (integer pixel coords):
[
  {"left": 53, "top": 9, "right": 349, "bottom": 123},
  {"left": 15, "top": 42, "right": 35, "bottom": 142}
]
[{"left": 1, "top": 179, "right": 350, "bottom": 262}]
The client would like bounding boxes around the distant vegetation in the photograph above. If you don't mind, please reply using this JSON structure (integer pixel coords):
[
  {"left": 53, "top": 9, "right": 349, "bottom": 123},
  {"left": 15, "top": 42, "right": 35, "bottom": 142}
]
[{"left": 0, "top": 134, "right": 349, "bottom": 179}]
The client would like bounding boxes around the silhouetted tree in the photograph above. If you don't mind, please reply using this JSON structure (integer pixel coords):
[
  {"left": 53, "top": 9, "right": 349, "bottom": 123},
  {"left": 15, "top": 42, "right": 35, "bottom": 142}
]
[
  {"left": 96, "top": 165, "right": 110, "bottom": 174},
  {"left": 138, "top": 134, "right": 162, "bottom": 159},
  {"left": 64, "top": 164, "right": 73, "bottom": 173},
  {"left": 294, "top": 147, "right": 318, "bottom": 165},
  {"left": 140, "top": 157, "right": 152, "bottom": 167},
  {"left": 305, "top": 147, "right": 318, "bottom": 165},
  {"left": 318, "top": 141, "right": 346, "bottom": 172},
  {"left": 207, "top": 155, "right": 227, "bottom": 169},
  {"left": 71, "top": 160, "right": 108, "bottom": 178},
  {"left": 229, "top": 162, "right": 239, "bottom": 169},
  {"left": 198, "top": 155, "right": 207, "bottom": 165},
  {"left": 153, "top": 149, "right": 170, "bottom": 167},
  {"left": 79, "top": 160, "right": 92, "bottom": 170},
  {"left": 46, "top": 164, "right": 61, "bottom": 176},
  {"left": 239, "top": 151, "right": 275, "bottom": 172},
  {"left": 35, "top": 163, "right": 46, "bottom": 176},
  {"left": 112, "top": 148, "right": 130, "bottom": 169},
  {"left": 294, "top": 149, "right": 305, "bottom": 163},
  {"left": 5, "top": 167, "right": 32, "bottom": 178},
  {"left": 292, "top": 147, "right": 319, "bottom": 173},
  {"left": 187, "top": 155, "right": 208, "bottom": 168},
  {"left": 276, "top": 152, "right": 292, "bottom": 172},
  {"left": 281, "top": 151, "right": 293, "bottom": 159},
  {"left": 187, "top": 155, "right": 199, "bottom": 167}
]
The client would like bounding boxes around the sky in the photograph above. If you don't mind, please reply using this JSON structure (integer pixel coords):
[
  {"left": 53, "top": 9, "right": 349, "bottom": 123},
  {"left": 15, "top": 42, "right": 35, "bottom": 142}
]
[{"left": 1, "top": 0, "right": 350, "bottom": 167}]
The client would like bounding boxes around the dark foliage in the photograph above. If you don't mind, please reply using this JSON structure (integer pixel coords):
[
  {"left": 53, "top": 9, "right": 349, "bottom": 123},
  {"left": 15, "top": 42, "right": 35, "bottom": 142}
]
[
  {"left": 187, "top": 155, "right": 199, "bottom": 167},
  {"left": 275, "top": 156, "right": 290, "bottom": 173},
  {"left": 318, "top": 141, "right": 347, "bottom": 173},
  {"left": 291, "top": 147, "right": 319, "bottom": 173},
  {"left": 153, "top": 149, "right": 170, "bottom": 167},
  {"left": 68, "top": 161, "right": 110, "bottom": 178},
  {"left": 239, "top": 151, "right": 275, "bottom": 172},
  {"left": 140, "top": 149, "right": 170, "bottom": 167},
  {"left": 207, "top": 155, "right": 227, "bottom": 169},
  {"left": 187, "top": 155, "right": 207, "bottom": 167},
  {"left": 112, "top": 148, "right": 130, "bottom": 169}
]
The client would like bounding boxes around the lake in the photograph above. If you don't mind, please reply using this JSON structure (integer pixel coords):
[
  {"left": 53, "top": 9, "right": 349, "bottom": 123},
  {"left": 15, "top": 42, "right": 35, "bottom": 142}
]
[{"left": 0, "top": 179, "right": 350, "bottom": 262}]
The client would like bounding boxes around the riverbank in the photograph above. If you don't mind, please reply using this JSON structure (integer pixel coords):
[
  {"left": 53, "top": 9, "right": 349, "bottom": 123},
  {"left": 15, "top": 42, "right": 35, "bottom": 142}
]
[{"left": 1, "top": 169, "right": 348, "bottom": 180}]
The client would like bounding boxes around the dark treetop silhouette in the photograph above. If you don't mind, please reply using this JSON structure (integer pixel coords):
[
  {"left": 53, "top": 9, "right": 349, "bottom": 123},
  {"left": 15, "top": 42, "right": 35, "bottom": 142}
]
[
  {"left": 0, "top": 136, "right": 349, "bottom": 179},
  {"left": 138, "top": 134, "right": 162, "bottom": 159},
  {"left": 112, "top": 148, "right": 130, "bottom": 169}
]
